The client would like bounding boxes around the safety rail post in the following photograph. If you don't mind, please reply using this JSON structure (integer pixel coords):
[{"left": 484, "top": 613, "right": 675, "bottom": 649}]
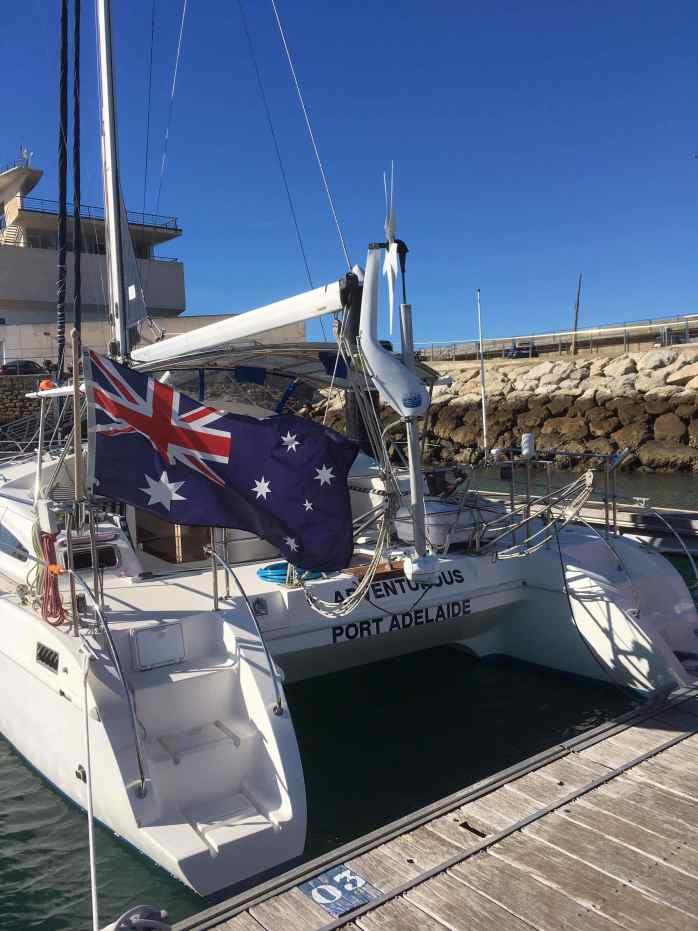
[
  {"left": 209, "top": 527, "right": 219, "bottom": 611},
  {"left": 69, "top": 570, "right": 148, "bottom": 797},
  {"left": 205, "top": 547, "right": 284, "bottom": 716}
]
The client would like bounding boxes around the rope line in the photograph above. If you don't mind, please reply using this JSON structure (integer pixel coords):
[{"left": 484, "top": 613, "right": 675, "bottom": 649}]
[
  {"left": 142, "top": 0, "right": 157, "bottom": 218},
  {"left": 270, "top": 0, "right": 352, "bottom": 270},
  {"left": 154, "top": 0, "right": 188, "bottom": 216},
  {"left": 237, "top": 0, "right": 314, "bottom": 291}
]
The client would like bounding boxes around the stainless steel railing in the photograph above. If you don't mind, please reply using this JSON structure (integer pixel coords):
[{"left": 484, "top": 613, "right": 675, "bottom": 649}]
[{"left": 205, "top": 542, "right": 284, "bottom": 716}]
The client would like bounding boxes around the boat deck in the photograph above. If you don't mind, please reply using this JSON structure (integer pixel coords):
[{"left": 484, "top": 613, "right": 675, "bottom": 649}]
[{"left": 176, "top": 685, "right": 698, "bottom": 931}]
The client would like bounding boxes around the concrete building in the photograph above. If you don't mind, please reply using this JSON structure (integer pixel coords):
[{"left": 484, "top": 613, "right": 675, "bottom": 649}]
[{"left": 0, "top": 154, "right": 303, "bottom": 365}]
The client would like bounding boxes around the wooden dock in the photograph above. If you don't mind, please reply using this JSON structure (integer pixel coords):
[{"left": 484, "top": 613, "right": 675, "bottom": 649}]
[{"left": 176, "top": 686, "right": 698, "bottom": 931}]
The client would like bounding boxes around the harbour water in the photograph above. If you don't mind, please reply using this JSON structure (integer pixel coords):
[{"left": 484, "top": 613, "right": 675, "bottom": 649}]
[
  {"left": 1, "top": 648, "right": 637, "bottom": 930},
  {"left": 1, "top": 468, "right": 695, "bottom": 931}
]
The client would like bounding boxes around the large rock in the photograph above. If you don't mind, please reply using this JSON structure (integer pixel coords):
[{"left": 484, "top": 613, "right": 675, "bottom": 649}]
[
  {"left": 611, "top": 422, "right": 650, "bottom": 449},
  {"left": 644, "top": 386, "right": 679, "bottom": 414},
  {"left": 588, "top": 413, "right": 620, "bottom": 437},
  {"left": 637, "top": 348, "right": 677, "bottom": 371},
  {"left": 614, "top": 400, "right": 648, "bottom": 426},
  {"left": 541, "top": 416, "right": 588, "bottom": 441},
  {"left": 574, "top": 388, "right": 597, "bottom": 413},
  {"left": 434, "top": 401, "right": 467, "bottom": 438},
  {"left": 499, "top": 391, "right": 531, "bottom": 414},
  {"left": 637, "top": 442, "right": 698, "bottom": 471},
  {"left": 653, "top": 412, "right": 687, "bottom": 443},
  {"left": 547, "top": 395, "right": 574, "bottom": 416},
  {"left": 635, "top": 370, "right": 669, "bottom": 393},
  {"left": 667, "top": 361, "right": 698, "bottom": 386},
  {"left": 526, "top": 360, "right": 556, "bottom": 379},
  {"left": 518, "top": 407, "right": 550, "bottom": 430},
  {"left": 604, "top": 355, "right": 636, "bottom": 378},
  {"left": 588, "top": 358, "right": 610, "bottom": 377}
]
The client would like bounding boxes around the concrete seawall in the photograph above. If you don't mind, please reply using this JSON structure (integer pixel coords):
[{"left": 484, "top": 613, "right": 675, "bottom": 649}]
[{"left": 318, "top": 347, "right": 698, "bottom": 472}]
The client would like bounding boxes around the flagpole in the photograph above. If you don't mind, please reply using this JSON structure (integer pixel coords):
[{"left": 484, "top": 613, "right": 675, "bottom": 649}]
[
  {"left": 72, "top": 328, "right": 84, "bottom": 504},
  {"left": 475, "top": 289, "right": 488, "bottom": 457}
]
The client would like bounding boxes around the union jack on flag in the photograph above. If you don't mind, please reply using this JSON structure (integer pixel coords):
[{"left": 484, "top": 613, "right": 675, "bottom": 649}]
[
  {"left": 84, "top": 351, "right": 358, "bottom": 572},
  {"left": 87, "top": 351, "right": 231, "bottom": 486}
]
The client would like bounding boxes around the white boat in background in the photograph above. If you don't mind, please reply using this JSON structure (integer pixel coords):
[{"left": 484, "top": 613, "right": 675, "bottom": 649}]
[{"left": 1, "top": 0, "right": 698, "bottom": 912}]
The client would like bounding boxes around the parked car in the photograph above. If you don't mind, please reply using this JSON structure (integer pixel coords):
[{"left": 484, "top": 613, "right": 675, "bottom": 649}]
[
  {"left": 0, "top": 359, "right": 49, "bottom": 376},
  {"left": 502, "top": 341, "right": 539, "bottom": 359}
]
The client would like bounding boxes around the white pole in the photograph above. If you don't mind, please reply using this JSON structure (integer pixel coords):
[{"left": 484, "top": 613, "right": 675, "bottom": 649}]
[
  {"left": 95, "top": 0, "right": 129, "bottom": 360},
  {"left": 82, "top": 652, "right": 100, "bottom": 931},
  {"left": 476, "top": 289, "right": 488, "bottom": 456}
]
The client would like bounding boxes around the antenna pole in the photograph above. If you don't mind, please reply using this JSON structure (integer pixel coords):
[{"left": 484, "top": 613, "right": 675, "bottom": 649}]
[
  {"left": 571, "top": 273, "right": 582, "bottom": 356},
  {"left": 95, "top": 0, "right": 129, "bottom": 361},
  {"left": 476, "top": 289, "right": 488, "bottom": 457}
]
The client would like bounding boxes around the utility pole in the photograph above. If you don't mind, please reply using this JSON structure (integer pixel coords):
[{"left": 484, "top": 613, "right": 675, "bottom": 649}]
[{"left": 571, "top": 273, "right": 582, "bottom": 356}]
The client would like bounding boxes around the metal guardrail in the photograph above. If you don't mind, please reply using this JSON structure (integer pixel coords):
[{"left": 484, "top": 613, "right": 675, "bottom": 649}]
[
  {"left": 20, "top": 196, "right": 180, "bottom": 231},
  {"left": 0, "top": 158, "right": 31, "bottom": 175},
  {"left": 206, "top": 543, "right": 285, "bottom": 716},
  {"left": 416, "top": 313, "right": 698, "bottom": 361}
]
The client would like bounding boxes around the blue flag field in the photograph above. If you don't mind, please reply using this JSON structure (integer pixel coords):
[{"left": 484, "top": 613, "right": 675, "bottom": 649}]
[{"left": 84, "top": 351, "right": 358, "bottom": 572}]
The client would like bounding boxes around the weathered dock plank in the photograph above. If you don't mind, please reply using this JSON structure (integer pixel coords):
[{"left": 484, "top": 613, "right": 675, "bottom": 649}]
[
  {"left": 491, "top": 833, "right": 698, "bottom": 931},
  {"left": 180, "top": 687, "right": 698, "bottom": 931},
  {"left": 404, "top": 871, "right": 532, "bottom": 930},
  {"left": 526, "top": 812, "right": 698, "bottom": 918},
  {"left": 247, "top": 887, "right": 329, "bottom": 931},
  {"left": 353, "top": 895, "right": 448, "bottom": 930},
  {"left": 449, "top": 850, "right": 622, "bottom": 931}
]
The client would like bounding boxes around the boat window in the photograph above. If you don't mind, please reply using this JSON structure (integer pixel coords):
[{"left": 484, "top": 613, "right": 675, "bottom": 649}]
[
  {"left": 0, "top": 525, "right": 28, "bottom": 562},
  {"left": 66, "top": 546, "right": 118, "bottom": 571}
]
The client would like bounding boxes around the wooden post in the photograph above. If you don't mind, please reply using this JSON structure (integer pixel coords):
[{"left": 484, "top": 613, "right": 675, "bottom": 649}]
[{"left": 571, "top": 273, "right": 582, "bottom": 356}]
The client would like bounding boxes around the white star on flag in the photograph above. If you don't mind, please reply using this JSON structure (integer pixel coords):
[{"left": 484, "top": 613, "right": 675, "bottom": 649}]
[
  {"left": 302, "top": 499, "right": 313, "bottom": 511},
  {"left": 314, "top": 464, "right": 335, "bottom": 486},
  {"left": 140, "top": 471, "right": 186, "bottom": 511},
  {"left": 251, "top": 476, "right": 271, "bottom": 500},
  {"left": 281, "top": 431, "right": 300, "bottom": 453},
  {"left": 284, "top": 536, "right": 299, "bottom": 552}
]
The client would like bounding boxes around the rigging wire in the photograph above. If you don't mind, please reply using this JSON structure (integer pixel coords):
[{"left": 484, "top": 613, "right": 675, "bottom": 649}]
[
  {"left": 73, "top": 0, "right": 82, "bottom": 338},
  {"left": 237, "top": 0, "right": 314, "bottom": 291},
  {"left": 142, "top": 0, "right": 157, "bottom": 219},
  {"left": 269, "top": 0, "right": 352, "bottom": 271},
  {"left": 56, "top": 0, "right": 69, "bottom": 378},
  {"left": 154, "top": 0, "right": 188, "bottom": 217}
]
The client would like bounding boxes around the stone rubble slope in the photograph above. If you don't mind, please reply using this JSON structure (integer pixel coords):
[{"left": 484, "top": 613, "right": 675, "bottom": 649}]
[{"left": 312, "top": 347, "right": 698, "bottom": 472}]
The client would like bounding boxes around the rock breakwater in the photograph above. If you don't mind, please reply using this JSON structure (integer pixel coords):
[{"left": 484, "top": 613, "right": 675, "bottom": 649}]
[{"left": 316, "top": 347, "right": 698, "bottom": 472}]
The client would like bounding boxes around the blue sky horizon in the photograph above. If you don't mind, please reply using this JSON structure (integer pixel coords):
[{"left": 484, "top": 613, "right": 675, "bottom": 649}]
[{"left": 2, "top": 1, "right": 696, "bottom": 345}]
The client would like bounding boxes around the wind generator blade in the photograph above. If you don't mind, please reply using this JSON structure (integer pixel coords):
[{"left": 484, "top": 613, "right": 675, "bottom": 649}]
[{"left": 382, "top": 161, "right": 398, "bottom": 335}]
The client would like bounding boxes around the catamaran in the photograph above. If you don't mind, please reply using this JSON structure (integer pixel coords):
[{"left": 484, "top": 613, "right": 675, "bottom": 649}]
[{"left": 1, "top": 0, "right": 698, "bottom": 904}]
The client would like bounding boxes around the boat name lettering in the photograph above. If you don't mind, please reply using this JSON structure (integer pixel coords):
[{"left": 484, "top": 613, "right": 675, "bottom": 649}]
[
  {"left": 331, "top": 598, "right": 471, "bottom": 643},
  {"left": 333, "top": 569, "right": 464, "bottom": 604}
]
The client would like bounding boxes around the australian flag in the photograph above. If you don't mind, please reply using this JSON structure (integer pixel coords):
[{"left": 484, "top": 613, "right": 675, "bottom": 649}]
[{"left": 84, "top": 351, "right": 358, "bottom": 572}]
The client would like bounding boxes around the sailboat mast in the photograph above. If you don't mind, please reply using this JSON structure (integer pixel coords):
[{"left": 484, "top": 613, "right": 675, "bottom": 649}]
[{"left": 95, "top": 0, "right": 129, "bottom": 361}]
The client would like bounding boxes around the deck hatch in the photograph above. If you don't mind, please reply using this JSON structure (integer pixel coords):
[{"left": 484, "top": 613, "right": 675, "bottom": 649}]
[
  {"left": 130, "top": 622, "right": 185, "bottom": 670},
  {"left": 36, "top": 643, "right": 59, "bottom": 673}
]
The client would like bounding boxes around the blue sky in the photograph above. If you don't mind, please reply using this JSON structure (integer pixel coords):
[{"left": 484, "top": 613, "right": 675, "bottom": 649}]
[{"left": 2, "top": 1, "right": 696, "bottom": 345}]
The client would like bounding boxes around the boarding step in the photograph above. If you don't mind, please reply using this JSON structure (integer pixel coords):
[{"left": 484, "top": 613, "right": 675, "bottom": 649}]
[
  {"left": 185, "top": 792, "right": 275, "bottom": 855},
  {"left": 132, "top": 653, "right": 237, "bottom": 688},
  {"left": 151, "top": 718, "right": 259, "bottom": 765}
]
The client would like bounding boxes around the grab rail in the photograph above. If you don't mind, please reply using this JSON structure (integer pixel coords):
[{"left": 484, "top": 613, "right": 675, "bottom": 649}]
[
  {"left": 205, "top": 546, "right": 284, "bottom": 716},
  {"left": 70, "top": 569, "right": 148, "bottom": 797},
  {"left": 648, "top": 509, "right": 698, "bottom": 582}
]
